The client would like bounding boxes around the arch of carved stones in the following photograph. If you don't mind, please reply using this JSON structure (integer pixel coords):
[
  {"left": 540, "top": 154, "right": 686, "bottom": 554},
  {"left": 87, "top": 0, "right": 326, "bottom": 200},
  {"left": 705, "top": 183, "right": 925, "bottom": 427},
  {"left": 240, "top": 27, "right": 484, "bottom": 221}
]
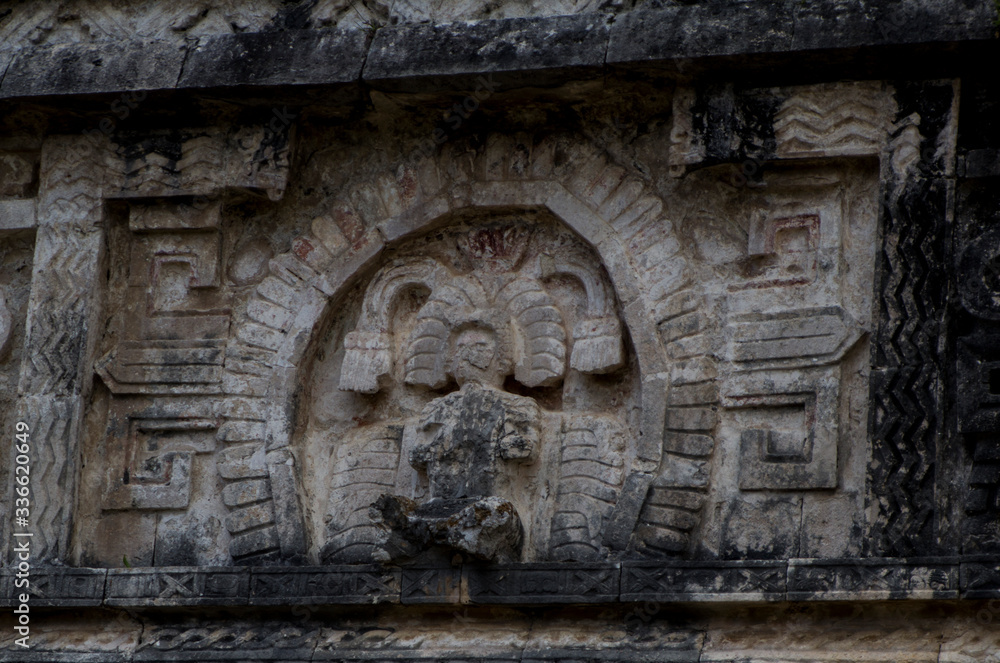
[{"left": 224, "top": 134, "right": 717, "bottom": 562}]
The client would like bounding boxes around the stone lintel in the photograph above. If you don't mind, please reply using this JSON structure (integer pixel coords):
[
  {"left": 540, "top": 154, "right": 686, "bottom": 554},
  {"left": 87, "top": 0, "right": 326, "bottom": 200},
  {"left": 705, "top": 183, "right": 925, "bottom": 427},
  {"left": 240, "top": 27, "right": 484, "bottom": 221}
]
[{"left": 0, "top": 1, "right": 994, "bottom": 101}]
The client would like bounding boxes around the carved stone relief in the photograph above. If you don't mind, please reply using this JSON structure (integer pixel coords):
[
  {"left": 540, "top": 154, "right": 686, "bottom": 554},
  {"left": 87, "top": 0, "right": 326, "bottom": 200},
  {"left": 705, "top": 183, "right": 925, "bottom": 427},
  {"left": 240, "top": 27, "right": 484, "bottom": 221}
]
[
  {"left": 69, "top": 125, "right": 291, "bottom": 567},
  {"left": 0, "top": 2, "right": 997, "bottom": 656},
  {"left": 178, "top": 120, "right": 889, "bottom": 567},
  {"left": 97, "top": 201, "right": 229, "bottom": 396},
  {"left": 20, "top": 93, "right": 888, "bottom": 569},
  {"left": 82, "top": 197, "right": 236, "bottom": 563},
  {"left": 308, "top": 217, "right": 637, "bottom": 564},
  {"left": 694, "top": 161, "right": 879, "bottom": 559},
  {"left": 217, "top": 133, "right": 693, "bottom": 564},
  {"left": 0, "top": 230, "right": 33, "bottom": 558},
  {"left": 956, "top": 176, "right": 1000, "bottom": 552}
]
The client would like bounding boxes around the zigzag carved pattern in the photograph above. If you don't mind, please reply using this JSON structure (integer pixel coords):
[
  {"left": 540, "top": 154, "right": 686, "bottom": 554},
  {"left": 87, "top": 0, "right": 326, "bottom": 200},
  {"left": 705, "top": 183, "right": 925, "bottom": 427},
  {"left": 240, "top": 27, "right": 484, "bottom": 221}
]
[
  {"left": 10, "top": 138, "right": 108, "bottom": 565},
  {"left": 868, "top": 180, "right": 948, "bottom": 555},
  {"left": 119, "top": 135, "right": 225, "bottom": 195},
  {"left": 870, "top": 365, "right": 937, "bottom": 555},
  {"left": 17, "top": 398, "right": 76, "bottom": 562},
  {"left": 774, "top": 85, "right": 887, "bottom": 156},
  {"left": 20, "top": 224, "right": 103, "bottom": 395}
]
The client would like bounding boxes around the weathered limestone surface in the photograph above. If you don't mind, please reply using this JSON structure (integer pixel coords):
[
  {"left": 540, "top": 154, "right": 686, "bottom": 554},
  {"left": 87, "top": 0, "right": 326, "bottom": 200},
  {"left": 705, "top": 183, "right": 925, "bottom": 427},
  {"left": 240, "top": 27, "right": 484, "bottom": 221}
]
[{"left": 0, "top": 0, "right": 997, "bottom": 660}]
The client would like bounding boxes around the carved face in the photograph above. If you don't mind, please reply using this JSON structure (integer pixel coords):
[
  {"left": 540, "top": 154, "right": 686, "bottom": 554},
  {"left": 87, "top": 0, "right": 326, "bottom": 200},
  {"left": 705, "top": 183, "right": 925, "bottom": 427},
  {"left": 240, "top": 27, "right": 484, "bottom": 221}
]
[{"left": 450, "top": 327, "right": 501, "bottom": 387}]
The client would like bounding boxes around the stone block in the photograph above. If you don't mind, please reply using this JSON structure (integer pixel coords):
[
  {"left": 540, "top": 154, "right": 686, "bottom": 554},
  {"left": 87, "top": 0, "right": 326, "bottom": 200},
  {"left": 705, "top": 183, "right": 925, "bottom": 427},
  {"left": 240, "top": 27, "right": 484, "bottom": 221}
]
[
  {"left": 466, "top": 562, "right": 619, "bottom": 604},
  {"left": 2, "top": 40, "right": 186, "bottom": 97},
  {"left": 400, "top": 567, "right": 462, "bottom": 604},
  {"left": 105, "top": 567, "right": 250, "bottom": 607},
  {"left": 0, "top": 199, "right": 35, "bottom": 233},
  {"left": 621, "top": 560, "right": 786, "bottom": 602},
  {"left": 364, "top": 14, "right": 609, "bottom": 90},
  {"left": 788, "top": 558, "right": 958, "bottom": 601},
  {"left": 719, "top": 495, "right": 802, "bottom": 560},
  {"left": 179, "top": 28, "right": 369, "bottom": 89},
  {"left": 250, "top": 566, "right": 400, "bottom": 605},
  {"left": 0, "top": 568, "right": 106, "bottom": 608}
]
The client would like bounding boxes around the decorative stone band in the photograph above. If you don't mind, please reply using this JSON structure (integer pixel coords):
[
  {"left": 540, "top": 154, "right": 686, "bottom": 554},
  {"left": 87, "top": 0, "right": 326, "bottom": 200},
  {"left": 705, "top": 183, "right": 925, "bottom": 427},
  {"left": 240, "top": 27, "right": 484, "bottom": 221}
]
[{"left": 6, "top": 558, "right": 1000, "bottom": 609}]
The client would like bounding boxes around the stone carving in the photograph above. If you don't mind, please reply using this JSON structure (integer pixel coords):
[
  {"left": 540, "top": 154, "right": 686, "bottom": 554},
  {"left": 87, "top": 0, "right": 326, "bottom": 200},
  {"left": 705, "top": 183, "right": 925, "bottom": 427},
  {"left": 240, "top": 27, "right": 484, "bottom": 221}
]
[
  {"left": 720, "top": 170, "right": 870, "bottom": 498},
  {"left": 725, "top": 307, "right": 861, "bottom": 367},
  {"left": 101, "top": 408, "right": 217, "bottom": 511},
  {"left": 739, "top": 213, "right": 821, "bottom": 288},
  {"left": 10, "top": 136, "right": 109, "bottom": 563},
  {"left": 10, "top": 106, "right": 894, "bottom": 575},
  {"left": 1, "top": 3, "right": 998, "bottom": 659},
  {"left": 105, "top": 568, "right": 249, "bottom": 607},
  {"left": 71, "top": 123, "right": 293, "bottom": 566},
  {"left": 723, "top": 367, "right": 840, "bottom": 491},
  {"left": 223, "top": 133, "right": 692, "bottom": 565},
  {"left": 549, "top": 414, "right": 627, "bottom": 560},
  {"left": 867, "top": 81, "right": 958, "bottom": 556},
  {"left": 97, "top": 202, "right": 229, "bottom": 396},
  {"left": 371, "top": 350, "right": 541, "bottom": 562},
  {"left": 112, "top": 128, "right": 292, "bottom": 201},
  {"left": 667, "top": 79, "right": 955, "bottom": 558},
  {"left": 12, "top": 85, "right": 900, "bottom": 574},
  {"left": 250, "top": 567, "right": 400, "bottom": 605},
  {"left": 138, "top": 623, "right": 319, "bottom": 656},
  {"left": 88, "top": 201, "right": 233, "bottom": 566},
  {"left": 786, "top": 559, "right": 957, "bottom": 601},
  {"left": 773, "top": 81, "right": 891, "bottom": 159},
  {"left": 957, "top": 223, "right": 1000, "bottom": 321},
  {"left": 321, "top": 220, "right": 636, "bottom": 564},
  {"left": 634, "top": 289, "right": 717, "bottom": 557},
  {"left": 400, "top": 567, "right": 463, "bottom": 604},
  {"left": 467, "top": 563, "right": 620, "bottom": 603},
  {"left": 953, "top": 156, "right": 1000, "bottom": 552}
]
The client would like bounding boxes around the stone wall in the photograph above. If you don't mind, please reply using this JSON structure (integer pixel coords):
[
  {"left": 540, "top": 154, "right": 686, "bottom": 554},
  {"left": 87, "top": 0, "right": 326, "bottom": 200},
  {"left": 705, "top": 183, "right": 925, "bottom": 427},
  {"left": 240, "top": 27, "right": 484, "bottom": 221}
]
[{"left": 0, "top": 0, "right": 998, "bottom": 660}]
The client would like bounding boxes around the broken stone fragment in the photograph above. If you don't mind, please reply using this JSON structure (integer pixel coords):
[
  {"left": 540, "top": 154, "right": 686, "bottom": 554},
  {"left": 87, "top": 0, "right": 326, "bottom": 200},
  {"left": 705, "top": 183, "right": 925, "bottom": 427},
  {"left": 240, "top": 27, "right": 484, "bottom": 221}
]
[
  {"left": 409, "top": 381, "right": 540, "bottom": 499},
  {"left": 370, "top": 494, "right": 523, "bottom": 564}
]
